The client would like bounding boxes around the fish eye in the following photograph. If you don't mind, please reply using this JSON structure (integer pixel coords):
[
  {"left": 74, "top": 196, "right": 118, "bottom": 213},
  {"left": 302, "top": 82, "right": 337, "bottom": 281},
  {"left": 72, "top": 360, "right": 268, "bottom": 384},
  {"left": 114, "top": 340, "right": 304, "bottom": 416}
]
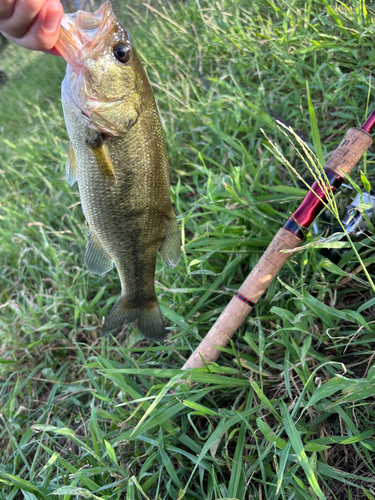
[{"left": 113, "top": 43, "right": 130, "bottom": 64}]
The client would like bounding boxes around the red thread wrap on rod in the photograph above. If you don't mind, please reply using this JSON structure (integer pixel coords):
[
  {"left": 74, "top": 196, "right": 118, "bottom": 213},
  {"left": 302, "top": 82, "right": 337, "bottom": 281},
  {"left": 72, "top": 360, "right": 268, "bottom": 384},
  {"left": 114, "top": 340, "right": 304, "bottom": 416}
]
[
  {"left": 284, "top": 170, "right": 342, "bottom": 237},
  {"left": 361, "top": 109, "right": 375, "bottom": 134}
]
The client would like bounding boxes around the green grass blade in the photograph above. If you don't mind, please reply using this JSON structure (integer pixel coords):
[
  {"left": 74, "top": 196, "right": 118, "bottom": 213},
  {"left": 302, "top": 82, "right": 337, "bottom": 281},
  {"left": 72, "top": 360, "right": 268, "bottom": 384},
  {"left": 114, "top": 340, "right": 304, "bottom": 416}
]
[
  {"left": 306, "top": 80, "right": 324, "bottom": 166},
  {"left": 280, "top": 402, "right": 325, "bottom": 500}
]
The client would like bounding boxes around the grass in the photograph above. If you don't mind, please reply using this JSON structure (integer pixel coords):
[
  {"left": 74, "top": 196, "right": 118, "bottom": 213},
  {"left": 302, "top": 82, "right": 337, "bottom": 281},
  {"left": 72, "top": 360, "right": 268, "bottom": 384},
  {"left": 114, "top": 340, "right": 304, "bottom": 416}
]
[{"left": 1, "top": 0, "right": 375, "bottom": 498}]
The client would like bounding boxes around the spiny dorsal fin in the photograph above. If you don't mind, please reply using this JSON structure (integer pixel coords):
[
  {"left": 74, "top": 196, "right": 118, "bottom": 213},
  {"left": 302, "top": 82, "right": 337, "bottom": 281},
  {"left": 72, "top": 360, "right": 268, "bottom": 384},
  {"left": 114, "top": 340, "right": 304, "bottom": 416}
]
[
  {"left": 159, "top": 213, "right": 181, "bottom": 269},
  {"left": 66, "top": 142, "right": 77, "bottom": 186},
  {"left": 85, "top": 228, "right": 113, "bottom": 275}
]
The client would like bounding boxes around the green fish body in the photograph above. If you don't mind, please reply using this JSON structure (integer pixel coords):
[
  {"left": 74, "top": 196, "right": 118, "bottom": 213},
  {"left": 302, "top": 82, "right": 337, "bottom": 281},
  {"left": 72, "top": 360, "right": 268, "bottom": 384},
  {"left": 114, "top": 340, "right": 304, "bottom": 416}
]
[{"left": 56, "top": 2, "right": 180, "bottom": 340}]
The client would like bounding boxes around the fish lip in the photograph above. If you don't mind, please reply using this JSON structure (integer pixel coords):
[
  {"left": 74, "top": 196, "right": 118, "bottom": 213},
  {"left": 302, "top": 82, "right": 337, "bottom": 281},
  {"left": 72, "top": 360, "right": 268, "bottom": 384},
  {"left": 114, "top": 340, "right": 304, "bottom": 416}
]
[
  {"left": 54, "top": 23, "right": 83, "bottom": 73},
  {"left": 54, "top": 1, "right": 115, "bottom": 72}
]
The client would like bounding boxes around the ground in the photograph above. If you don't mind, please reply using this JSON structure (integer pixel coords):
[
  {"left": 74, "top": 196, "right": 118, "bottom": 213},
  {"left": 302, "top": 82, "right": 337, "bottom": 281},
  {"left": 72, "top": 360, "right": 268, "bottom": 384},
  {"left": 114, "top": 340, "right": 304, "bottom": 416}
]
[{"left": 1, "top": 1, "right": 375, "bottom": 499}]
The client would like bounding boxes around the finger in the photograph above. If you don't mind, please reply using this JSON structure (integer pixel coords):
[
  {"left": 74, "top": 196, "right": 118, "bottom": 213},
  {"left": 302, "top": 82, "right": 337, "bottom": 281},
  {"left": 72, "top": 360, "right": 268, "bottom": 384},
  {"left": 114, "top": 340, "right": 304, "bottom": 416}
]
[
  {"left": 23, "top": 1, "right": 63, "bottom": 51},
  {"left": 4, "top": 1, "right": 63, "bottom": 51},
  {"left": 0, "top": 0, "right": 46, "bottom": 39},
  {"left": 0, "top": 0, "right": 15, "bottom": 21}
]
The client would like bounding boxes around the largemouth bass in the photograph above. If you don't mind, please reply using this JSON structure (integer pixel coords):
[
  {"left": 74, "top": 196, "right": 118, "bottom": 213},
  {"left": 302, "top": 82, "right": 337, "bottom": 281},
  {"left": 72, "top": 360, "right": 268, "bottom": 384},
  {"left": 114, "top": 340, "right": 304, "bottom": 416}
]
[{"left": 55, "top": 2, "right": 180, "bottom": 341}]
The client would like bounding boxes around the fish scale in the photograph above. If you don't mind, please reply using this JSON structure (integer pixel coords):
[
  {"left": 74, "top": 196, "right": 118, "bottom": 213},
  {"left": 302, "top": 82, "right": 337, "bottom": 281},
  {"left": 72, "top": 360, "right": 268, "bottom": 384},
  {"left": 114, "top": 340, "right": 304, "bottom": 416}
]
[{"left": 57, "top": 2, "right": 180, "bottom": 340}]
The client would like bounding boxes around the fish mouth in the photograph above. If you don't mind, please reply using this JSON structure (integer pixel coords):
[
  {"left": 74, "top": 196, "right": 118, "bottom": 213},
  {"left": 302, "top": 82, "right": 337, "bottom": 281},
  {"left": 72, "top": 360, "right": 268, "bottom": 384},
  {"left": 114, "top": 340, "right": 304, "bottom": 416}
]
[{"left": 54, "top": 1, "right": 116, "bottom": 72}]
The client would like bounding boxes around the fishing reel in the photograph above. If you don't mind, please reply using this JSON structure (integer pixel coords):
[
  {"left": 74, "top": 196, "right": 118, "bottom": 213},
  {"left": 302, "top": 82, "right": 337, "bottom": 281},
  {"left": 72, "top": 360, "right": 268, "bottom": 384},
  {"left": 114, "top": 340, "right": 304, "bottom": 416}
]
[
  {"left": 341, "top": 190, "right": 375, "bottom": 235},
  {"left": 321, "top": 189, "right": 375, "bottom": 263},
  {"left": 297, "top": 179, "right": 375, "bottom": 263}
]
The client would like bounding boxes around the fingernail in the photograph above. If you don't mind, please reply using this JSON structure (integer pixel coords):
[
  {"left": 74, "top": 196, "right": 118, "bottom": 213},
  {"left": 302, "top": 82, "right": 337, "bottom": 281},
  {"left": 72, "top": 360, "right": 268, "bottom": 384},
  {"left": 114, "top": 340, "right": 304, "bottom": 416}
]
[{"left": 44, "top": 7, "right": 63, "bottom": 33}]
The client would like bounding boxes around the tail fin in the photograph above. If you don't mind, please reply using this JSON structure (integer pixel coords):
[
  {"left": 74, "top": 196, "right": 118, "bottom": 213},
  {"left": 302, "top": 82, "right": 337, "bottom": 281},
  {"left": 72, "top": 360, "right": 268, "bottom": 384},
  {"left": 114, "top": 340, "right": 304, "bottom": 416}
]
[{"left": 101, "top": 295, "right": 165, "bottom": 342}]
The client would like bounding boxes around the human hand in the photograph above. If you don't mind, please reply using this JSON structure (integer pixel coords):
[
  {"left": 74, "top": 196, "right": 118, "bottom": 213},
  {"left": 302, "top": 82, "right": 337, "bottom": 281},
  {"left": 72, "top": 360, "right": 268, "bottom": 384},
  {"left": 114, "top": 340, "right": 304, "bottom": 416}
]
[{"left": 0, "top": 0, "right": 63, "bottom": 53}]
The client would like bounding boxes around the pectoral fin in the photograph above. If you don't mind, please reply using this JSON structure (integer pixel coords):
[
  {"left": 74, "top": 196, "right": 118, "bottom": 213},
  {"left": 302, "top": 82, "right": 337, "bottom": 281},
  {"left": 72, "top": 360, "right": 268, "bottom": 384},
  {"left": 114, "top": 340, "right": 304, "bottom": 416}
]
[
  {"left": 159, "top": 213, "right": 181, "bottom": 268},
  {"left": 66, "top": 143, "right": 77, "bottom": 186},
  {"left": 85, "top": 228, "right": 113, "bottom": 275},
  {"left": 87, "top": 134, "right": 116, "bottom": 183}
]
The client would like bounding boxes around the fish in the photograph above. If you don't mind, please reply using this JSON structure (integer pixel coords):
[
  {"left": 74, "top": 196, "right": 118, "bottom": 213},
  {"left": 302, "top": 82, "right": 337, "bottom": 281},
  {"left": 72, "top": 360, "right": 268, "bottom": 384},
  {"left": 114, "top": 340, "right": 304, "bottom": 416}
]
[{"left": 54, "top": 2, "right": 180, "bottom": 341}]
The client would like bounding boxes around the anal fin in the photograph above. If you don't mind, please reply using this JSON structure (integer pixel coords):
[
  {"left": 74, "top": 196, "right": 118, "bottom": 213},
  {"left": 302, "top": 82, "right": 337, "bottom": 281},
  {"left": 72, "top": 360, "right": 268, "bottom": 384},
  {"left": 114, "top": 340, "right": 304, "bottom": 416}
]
[
  {"left": 85, "top": 228, "right": 113, "bottom": 275},
  {"left": 159, "top": 212, "right": 181, "bottom": 268},
  {"left": 66, "top": 142, "right": 77, "bottom": 186}
]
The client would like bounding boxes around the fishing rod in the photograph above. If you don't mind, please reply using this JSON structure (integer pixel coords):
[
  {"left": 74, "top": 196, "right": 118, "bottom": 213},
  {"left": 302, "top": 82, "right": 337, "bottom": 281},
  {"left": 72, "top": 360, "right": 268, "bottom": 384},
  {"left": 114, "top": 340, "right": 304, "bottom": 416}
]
[{"left": 183, "top": 111, "right": 375, "bottom": 370}]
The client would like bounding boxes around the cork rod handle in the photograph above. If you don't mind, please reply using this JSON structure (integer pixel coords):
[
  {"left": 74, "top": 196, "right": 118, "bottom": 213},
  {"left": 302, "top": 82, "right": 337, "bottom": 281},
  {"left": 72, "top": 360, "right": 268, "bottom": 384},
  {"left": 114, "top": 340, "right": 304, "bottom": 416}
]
[
  {"left": 324, "top": 127, "right": 372, "bottom": 177},
  {"left": 182, "top": 127, "right": 373, "bottom": 370}
]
